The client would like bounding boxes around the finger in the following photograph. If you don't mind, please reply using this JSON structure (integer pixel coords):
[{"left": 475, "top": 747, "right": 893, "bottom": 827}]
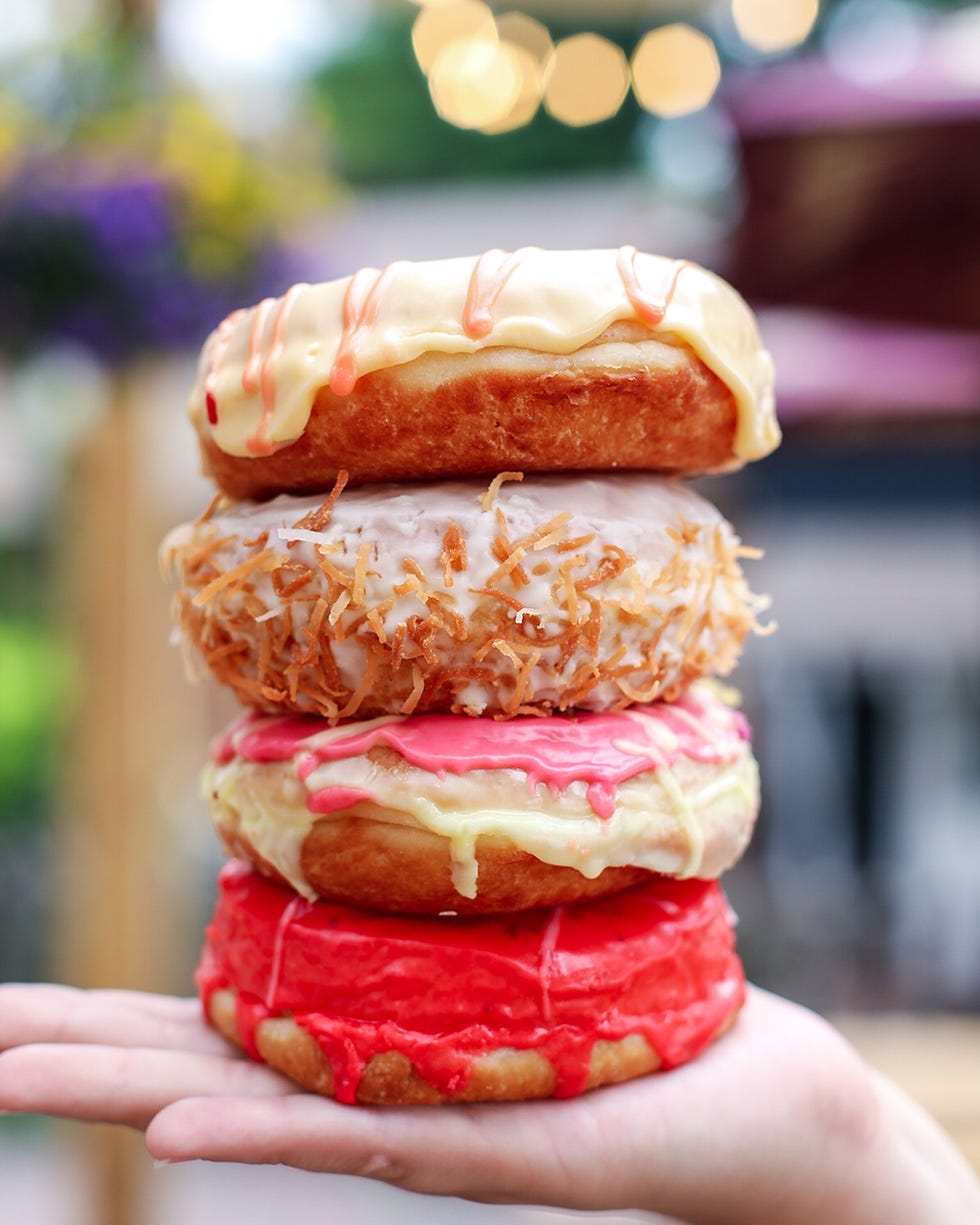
[
  {"left": 0, "top": 985, "right": 232, "bottom": 1058},
  {"left": 146, "top": 1093, "right": 618, "bottom": 1207},
  {"left": 0, "top": 1043, "right": 298, "bottom": 1130}
]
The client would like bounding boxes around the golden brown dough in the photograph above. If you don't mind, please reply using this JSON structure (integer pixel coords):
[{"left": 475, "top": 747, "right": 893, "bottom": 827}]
[
  {"left": 206, "top": 729, "right": 760, "bottom": 914},
  {"left": 200, "top": 326, "right": 739, "bottom": 500},
  {"left": 207, "top": 987, "right": 677, "bottom": 1104}
]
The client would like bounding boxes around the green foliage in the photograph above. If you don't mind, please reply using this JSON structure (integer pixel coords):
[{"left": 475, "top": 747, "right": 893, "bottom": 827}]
[{"left": 0, "top": 619, "right": 73, "bottom": 825}]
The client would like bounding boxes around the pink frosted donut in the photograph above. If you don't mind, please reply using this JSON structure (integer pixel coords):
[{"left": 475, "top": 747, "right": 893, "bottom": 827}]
[{"left": 204, "top": 682, "right": 759, "bottom": 913}]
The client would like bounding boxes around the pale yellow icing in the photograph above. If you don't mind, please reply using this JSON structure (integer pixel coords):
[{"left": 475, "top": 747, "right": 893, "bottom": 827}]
[
  {"left": 204, "top": 745, "right": 759, "bottom": 901},
  {"left": 189, "top": 249, "right": 778, "bottom": 464}
]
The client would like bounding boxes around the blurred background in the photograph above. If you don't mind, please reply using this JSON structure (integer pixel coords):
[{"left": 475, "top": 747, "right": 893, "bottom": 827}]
[{"left": 1, "top": 0, "right": 978, "bottom": 1221}]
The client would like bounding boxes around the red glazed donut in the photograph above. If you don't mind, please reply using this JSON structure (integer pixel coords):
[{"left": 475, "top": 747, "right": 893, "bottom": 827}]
[{"left": 199, "top": 861, "right": 745, "bottom": 1104}]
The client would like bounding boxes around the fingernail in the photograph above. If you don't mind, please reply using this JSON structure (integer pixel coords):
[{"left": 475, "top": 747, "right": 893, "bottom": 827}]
[{"left": 152, "top": 1159, "right": 173, "bottom": 1169}]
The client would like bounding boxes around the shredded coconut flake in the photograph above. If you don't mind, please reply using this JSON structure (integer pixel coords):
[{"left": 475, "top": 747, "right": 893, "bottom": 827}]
[{"left": 480, "top": 470, "right": 524, "bottom": 512}]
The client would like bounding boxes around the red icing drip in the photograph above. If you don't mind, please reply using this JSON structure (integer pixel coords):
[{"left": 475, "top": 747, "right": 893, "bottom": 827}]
[
  {"left": 203, "top": 308, "right": 245, "bottom": 427},
  {"left": 462, "top": 247, "right": 536, "bottom": 338},
  {"left": 212, "top": 691, "right": 750, "bottom": 821},
  {"left": 329, "top": 264, "right": 404, "bottom": 397},
  {"left": 616, "top": 246, "right": 690, "bottom": 326},
  {"left": 246, "top": 283, "right": 309, "bottom": 457},
  {"left": 197, "top": 862, "right": 744, "bottom": 1103}
]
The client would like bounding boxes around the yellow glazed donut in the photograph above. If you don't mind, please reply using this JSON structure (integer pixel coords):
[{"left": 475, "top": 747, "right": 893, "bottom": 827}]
[{"left": 189, "top": 248, "right": 778, "bottom": 499}]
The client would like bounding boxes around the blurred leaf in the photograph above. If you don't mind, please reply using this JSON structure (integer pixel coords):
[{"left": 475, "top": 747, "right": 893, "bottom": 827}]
[{"left": 0, "top": 619, "right": 74, "bottom": 822}]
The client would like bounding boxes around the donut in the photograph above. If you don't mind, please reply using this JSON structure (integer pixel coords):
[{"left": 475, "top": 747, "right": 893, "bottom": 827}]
[
  {"left": 205, "top": 683, "right": 759, "bottom": 913},
  {"left": 198, "top": 860, "right": 745, "bottom": 1104},
  {"left": 161, "top": 473, "right": 767, "bottom": 719},
  {"left": 189, "top": 248, "right": 778, "bottom": 500}
]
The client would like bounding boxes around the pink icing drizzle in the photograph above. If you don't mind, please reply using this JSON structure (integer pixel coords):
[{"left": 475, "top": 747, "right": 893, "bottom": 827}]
[
  {"left": 246, "top": 283, "right": 310, "bottom": 456},
  {"left": 242, "top": 298, "right": 277, "bottom": 395},
  {"left": 307, "top": 786, "right": 376, "bottom": 815},
  {"left": 462, "top": 247, "right": 536, "bottom": 338},
  {"left": 616, "top": 245, "right": 689, "bottom": 326},
  {"left": 213, "top": 691, "right": 750, "bottom": 823},
  {"left": 329, "top": 263, "right": 405, "bottom": 396}
]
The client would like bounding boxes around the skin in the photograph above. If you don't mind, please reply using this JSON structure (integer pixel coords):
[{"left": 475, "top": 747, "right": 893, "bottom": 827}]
[{"left": 0, "top": 983, "right": 977, "bottom": 1225}]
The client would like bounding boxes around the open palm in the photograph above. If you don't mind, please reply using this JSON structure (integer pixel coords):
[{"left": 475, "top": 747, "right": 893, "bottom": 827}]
[{"left": 0, "top": 982, "right": 976, "bottom": 1225}]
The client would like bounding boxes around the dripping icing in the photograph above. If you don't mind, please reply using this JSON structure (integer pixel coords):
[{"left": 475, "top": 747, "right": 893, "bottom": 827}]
[
  {"left": 205, "top": 309, "right": 245, "bottom": 425},
  {"left": 198, "top": 864, "right": 745, "bottom": 1102},
  {"left": 616, "top": 245, "right": 690, "bottom": 326},
  {"left": 330, "top": 263, "right": 406, "bottom": 396},
  {"left": 463, "top": 247, "right": 536, "bottom": 338},
  {"left": 190, "top": 249, "right": 779, "bottom": 464}
]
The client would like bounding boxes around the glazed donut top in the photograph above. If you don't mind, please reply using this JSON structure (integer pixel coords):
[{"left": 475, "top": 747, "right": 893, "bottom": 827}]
[{"left": 190, "top": 247, "right": 778, "bottom": 465}]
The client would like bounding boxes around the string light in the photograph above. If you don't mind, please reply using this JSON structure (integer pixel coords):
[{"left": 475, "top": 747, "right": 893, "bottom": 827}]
[
  {"left": 428, "top": 35, "right": 522, "bottom": 129},
  {"left": 414, "top": 5, "right": 819, "bottom": 134},
  {"left": 543, "top": 33, "right": 630, "bottom": 127},
  {"left": 477, "top": 42, "right": 543, "bottom": 133},
  {"left": 411, "top": 0, "right": 496, "bottom": 75},
  {"left": 731, "top": 0, "right": 820, "bottom": 53},
  {"left": 631, "top": 24, "right": 721, "bottom": 118},
  {"left": 494, "top": 11, "right": 553, "bottom": 68}
]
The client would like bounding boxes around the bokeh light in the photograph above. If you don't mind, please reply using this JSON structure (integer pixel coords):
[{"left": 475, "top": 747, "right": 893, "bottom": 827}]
[
  {"left": 732, "top": 0, "right": 820, "bottom": 53},
  {"left": 411, "top": 1, "right": 496, "bottom": 75},
  {"left": 543, "top": 33, "right": 630, "bottom": 127},
  {"left": 494, "top": 11, "right": 553, "bottom": 69},
  {"left": 823, "top": 0, "right": 927, "bottom": 85},
  {"left": 0, "top": 0, "right": 97, "bottom": 62},
  {"left": 935, "top": 6, "right": 980, "bottom": 88},
  {"left": 631, "top": 25, "right": 721, "bottom": 118},
  {"left": 428, "top": 35, "right": 522, "bottom": 130},
  {"left": 159, "top": 0, "right": 353, "bottom": 80},
  {"left": 478, "top": 42, "right": 543, "bottom": 134}
]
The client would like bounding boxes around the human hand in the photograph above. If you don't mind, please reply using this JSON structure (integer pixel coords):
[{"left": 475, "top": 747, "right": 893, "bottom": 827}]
[{"left": 0, "top": 983, "right": 977, "bottom": 1225}]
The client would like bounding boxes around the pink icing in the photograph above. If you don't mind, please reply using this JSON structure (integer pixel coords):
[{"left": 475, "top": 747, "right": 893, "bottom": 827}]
[
  {"left": 213, "top": 691, "right": 750, "bottom": 823},
  {"left": 246, "top": 283, "right": 310, "bottom": 456},
  {"left": 307, "top": 786, "right": 376, "bottom": 815},
  {"left": 616, "top": 245, "right": 690, "bottom": 326},
  {"left": 462, "top": 247, "right": 537, "bottom": 338},
  {"left": 329, "top": 263, "right": 406, "bottom": 397}
]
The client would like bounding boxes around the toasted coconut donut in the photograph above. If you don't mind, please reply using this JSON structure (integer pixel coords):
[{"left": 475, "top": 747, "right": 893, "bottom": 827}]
[
  {"left": 162, "top": 473, "right": 767, "bottom": 719},
  {"left": 189, "top": 249, "right": 778, "bottom": 500},
  {"left": 205, "top": 684, "right": 759, "bottom": 912},
  {"left": 198, "top": 862, "right": 745, "bottom": 1103}
]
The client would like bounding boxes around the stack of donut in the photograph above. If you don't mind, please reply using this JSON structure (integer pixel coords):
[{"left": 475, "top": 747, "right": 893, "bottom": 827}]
[{"left": 162, "top": 247, "right": 778, "bottom": 1105}]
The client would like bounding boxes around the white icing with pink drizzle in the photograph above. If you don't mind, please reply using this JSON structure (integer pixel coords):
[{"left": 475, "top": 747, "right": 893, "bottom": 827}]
[{"left": 214, "top": 687, "right": 748, "bottom": 818}]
